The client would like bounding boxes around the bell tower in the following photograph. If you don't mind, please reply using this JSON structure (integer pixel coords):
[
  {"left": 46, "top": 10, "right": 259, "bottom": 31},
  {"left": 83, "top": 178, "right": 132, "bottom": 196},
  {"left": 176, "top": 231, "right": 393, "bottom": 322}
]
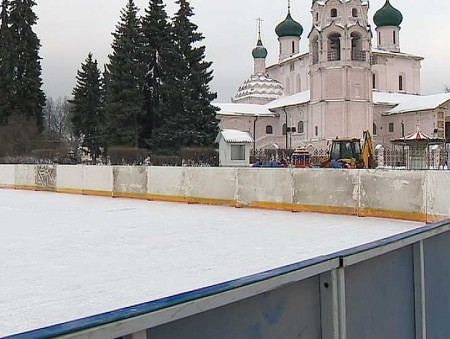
[{"left": 308, "top": 0, "right": 373, "bottom": 141}]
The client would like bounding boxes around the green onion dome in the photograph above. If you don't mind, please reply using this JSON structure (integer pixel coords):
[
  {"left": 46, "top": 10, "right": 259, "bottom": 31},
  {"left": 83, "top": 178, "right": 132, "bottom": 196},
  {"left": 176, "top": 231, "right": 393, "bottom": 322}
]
[
  {"left": 252, "top": 38, "right": 268, "bottom": 59},
  {"left": 373, "top": 0, "right": 403, "bottom": 27},
  {"left": 275, "top": 12, "right": 303, "bottom": 38}
]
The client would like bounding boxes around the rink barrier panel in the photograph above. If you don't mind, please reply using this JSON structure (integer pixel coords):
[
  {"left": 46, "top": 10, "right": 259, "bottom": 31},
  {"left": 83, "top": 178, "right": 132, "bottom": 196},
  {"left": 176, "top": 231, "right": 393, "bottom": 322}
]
[
  {"left": 0, "top": 164, "right": 15, "bottom": 188},
  {"left": 0, "top": 165, "right": 447, "bottom": 222}
]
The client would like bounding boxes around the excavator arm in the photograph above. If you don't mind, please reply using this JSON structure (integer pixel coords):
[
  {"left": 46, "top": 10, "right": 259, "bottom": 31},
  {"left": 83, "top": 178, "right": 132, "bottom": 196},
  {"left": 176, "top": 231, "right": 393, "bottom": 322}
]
[{"left": 361, "top": 130, "right": 375, "bottom": 169}]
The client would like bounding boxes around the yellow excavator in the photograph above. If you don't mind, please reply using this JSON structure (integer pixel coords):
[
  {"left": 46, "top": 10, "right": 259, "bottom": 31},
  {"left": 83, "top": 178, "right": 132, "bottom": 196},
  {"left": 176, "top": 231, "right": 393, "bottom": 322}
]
[{"left": 320, "top": 130, "right": 375, "bottom": 169}]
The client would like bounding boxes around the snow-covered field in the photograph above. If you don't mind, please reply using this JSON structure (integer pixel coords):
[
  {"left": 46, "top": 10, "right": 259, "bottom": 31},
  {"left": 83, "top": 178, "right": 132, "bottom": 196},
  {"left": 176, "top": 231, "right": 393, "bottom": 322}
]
[{"left": 0, "top": 189, "right": 422, "bottom": 336}]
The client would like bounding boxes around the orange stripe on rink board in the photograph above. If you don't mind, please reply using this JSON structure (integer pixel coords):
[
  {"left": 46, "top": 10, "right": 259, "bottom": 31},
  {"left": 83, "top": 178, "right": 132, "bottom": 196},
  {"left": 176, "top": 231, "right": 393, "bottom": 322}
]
[
  {"left": 0, "top": 184, "right": 15, "bottom": 189},
  {"left": 56, "top": 188, "right": 84, "bottom": 195},
  {"left": 147, "top": 194, "right": 187, "bottom": 203},
  {"left": 246, "top": 201, "right": 293, "bottom": 212},
  {"left": 81, "top": 189, "right": 112, "bottom": 197},
  {"left": 14, "top": 185, "right": 37, "bottom": 191},
  {"left": 292, "top": 203, "right": 358, "bottom": 216},
  {"left": 186, "top": 196, "right": 235, "bottom": 207},
  {"left": 427, "top": 214, "right": 450, "bottom": 223},
  {"left": 112, "top": 192, "right": 148, "bottom": 200},
  {"left": 359, "top": 208, "right": 427, "bottom": 223}
]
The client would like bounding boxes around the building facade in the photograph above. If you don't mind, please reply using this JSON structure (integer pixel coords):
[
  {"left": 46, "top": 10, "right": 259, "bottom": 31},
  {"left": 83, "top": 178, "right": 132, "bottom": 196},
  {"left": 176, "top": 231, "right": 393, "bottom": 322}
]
[{"left": 218, "top": 0, "right": 450, "bottom": 151}]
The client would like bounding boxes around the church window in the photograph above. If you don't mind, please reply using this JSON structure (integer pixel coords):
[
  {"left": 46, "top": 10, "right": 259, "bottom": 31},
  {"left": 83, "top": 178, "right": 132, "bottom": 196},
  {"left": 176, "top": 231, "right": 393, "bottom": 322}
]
[
  {"left": 328, "top": 33, "right": 341, "bottom": 61},
  {"left": 298, "top": 121, "right": 304, "bottom": 134},
  {"left": 378, "top": 32, "right": 381, "bottom": 45},
  {"left": 372, "top": 73, "right": 376, "bottom": 89},
  {"left": 393, "top": 31, "right": 396, "bottom": 44},
  {"left": 282, "top": 123, "right": 287, "bottom": 136},
  {"left": 373, "top": 123, "right": 377, "bottom": 136},
  {"left": 315, "top": 12, "right": 319, "bottom": 22},
  {"left": 292, "top": 41, "right": 295, "bottom": 54},
  {"left": 352, "top": 8, "right": 358, "bottom": 17},
  {"left": 315, "top": 126, "right": 319, "bottom": 136},
  {"left": 351, "top": 32, "right": 364, "bottom": 61},
  {"left": 389, "top": 122, "right": 394, "bottom": 133},
  {"left": 266, "top": 125, "right": 273, "bottom": 134},
  {"left": 399, "top": 75, "right": 403, "bottom": 91},
  {"left": 312, "top": 36, "right": 319, "bottom": 64},
  {"left": 331, "top": 8, "right": 337, "bottom": 17}
]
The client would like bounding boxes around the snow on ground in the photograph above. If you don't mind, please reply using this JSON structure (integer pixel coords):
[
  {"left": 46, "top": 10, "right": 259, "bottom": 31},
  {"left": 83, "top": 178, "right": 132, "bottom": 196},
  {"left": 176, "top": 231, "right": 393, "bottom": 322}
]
[{"left": 0, "top": 189, "right": 422, "bottom": 336}]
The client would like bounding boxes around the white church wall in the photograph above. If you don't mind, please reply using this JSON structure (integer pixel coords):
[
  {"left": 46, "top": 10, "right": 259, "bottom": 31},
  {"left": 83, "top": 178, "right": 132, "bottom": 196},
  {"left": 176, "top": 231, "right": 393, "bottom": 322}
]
[{"left": 372, "top": 56, "right": 421, "bottom": 95}]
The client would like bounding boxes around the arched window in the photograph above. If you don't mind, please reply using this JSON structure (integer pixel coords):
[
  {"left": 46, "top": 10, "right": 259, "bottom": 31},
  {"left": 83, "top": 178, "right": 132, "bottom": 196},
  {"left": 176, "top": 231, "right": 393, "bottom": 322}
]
[
  {"left": 378, "top": 32, "right": 381, "bottom": 45},
  {"left": 351, "top": 32, "right": 364, "bottom": 61},
  {"left": 315, "top": 12, "right": 319, "bottom": 22},
  {"left": 372, "top": 73, "right": 376, "bottom": 89},
  {"left": 399, "top": 75, "right": 404, "bottom": 91},
  {"left": 298, "top": 121, "right": 304, "bottom": 134},
  {"left": 312, "top": 36, "right": 319, "bottom": 64},
  {"left": 352, "top": 8, "right": 358, "bottom": 17},
  {"left": 331, "top": 8, "right": 337, "bottom": 17},
  {"left": 282, "top": 123, "right": 287, "bottom": 136},
  {"left": 393, "top": 31, "right": 396, "bottom": 44},
  {"left": 292, "top": 41, "right": 295, "bottom": 54},
  {"left": 266, "top": 125, "right": 273, "bottom": 134},
  {"left": 373, "top": 123, "right": 377, "bottom": 136},
  {"left": 328, "top": 33, "right": 341, "bottom": 61}
]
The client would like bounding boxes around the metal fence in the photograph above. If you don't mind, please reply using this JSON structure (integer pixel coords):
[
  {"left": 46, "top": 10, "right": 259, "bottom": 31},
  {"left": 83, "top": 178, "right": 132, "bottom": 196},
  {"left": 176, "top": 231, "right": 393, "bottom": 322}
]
[{"left": 252, "top": 145, "right": 450, "bottom": 170}]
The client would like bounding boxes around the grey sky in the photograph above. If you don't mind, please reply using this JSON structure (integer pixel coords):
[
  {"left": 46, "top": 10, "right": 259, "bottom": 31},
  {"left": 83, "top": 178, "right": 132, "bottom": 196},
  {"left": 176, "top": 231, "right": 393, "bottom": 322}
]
[{"left": 34, "top": 0, "right": 450, "bottom": 102}]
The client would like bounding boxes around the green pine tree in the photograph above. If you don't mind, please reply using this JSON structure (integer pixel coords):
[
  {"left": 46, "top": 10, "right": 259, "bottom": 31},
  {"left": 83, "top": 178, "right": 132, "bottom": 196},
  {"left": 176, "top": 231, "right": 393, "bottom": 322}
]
[
  {"left": 104, "top": 0, "right": 145, "bottom": 148},
  {"left": 0, "top": 0, "right": 13, "bottom": 125},
  {"left": 9, "top": 0, "right": 45, "bottom": 129},
  {"left": 140, "top": 0, "right": 173, "bottom": 148},
  {"left": 155, "top": 0, "right": 218, "bottom": 150},
  {"left": 70, "top": 53, "right": 104, "bottom": 164}
]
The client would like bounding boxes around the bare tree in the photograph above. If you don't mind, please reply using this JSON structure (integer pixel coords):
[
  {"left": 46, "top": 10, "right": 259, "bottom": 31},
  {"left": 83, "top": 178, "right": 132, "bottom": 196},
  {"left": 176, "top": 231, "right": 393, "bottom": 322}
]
[
  {"left": 43, "top": 96, "right": 73, "bottom": 140},
  {"left": 444, "top": 85, "right": 450, "bottom": 93}
]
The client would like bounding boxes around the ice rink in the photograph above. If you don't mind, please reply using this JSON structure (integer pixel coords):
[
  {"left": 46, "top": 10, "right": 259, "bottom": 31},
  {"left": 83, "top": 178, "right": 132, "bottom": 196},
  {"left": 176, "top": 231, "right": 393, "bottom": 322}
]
[{"left": 0, "top": 189, "right": 423, "bottom": 336}]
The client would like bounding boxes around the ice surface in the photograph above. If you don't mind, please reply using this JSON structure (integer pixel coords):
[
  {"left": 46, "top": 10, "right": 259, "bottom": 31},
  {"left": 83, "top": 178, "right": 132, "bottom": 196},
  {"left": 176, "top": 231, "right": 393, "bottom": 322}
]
[{"left": 0, "top": 189, "right": 422, "bottom": 336}]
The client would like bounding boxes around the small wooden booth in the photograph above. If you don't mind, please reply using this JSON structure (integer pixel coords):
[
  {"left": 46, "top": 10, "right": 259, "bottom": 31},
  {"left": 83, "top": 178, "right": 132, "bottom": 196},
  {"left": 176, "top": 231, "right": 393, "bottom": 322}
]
[{"left": 215, "top": 129, "right": 254, "bottom": 167}]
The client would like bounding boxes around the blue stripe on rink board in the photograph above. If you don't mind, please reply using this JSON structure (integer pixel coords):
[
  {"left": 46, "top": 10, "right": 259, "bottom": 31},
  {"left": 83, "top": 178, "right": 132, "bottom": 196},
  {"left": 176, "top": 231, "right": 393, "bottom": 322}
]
[{"left": 5, "top": 219, "right": 450, "bottom": 339}]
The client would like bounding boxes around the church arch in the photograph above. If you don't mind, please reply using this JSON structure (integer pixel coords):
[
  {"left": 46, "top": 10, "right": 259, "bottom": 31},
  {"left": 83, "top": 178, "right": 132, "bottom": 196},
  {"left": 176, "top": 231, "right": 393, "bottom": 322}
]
[
  {"left": 351, "top": 32, "right": 364, "bottom": 61},
  {"left": 327, "top": 32, "right": 341, "bottom": 61},
  {"left": 311, "top": 35, "right": 320, "bottom": 64}
]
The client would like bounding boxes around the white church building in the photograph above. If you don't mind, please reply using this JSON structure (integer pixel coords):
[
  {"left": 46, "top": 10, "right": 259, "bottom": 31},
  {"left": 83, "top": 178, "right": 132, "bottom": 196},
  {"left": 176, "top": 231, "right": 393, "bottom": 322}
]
[{"left": 217, "top": 0, "right": 450, "bottom": 151}]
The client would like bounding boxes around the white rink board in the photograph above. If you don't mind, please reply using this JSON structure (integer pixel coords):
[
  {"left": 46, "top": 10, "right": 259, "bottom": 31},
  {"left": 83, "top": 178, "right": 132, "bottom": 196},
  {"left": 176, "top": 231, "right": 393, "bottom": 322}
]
[
  {"left": 0, "top": 189, "right": 422, "bottom": 337},
  {"left": 82, "top": 165, "right": 113, "bottom": 193},
  {"left": 56, "top": 165, "right": 83, "bottom": 192},
  {"left": 0, "top": 164, "right": 15, "bottom": 187}
]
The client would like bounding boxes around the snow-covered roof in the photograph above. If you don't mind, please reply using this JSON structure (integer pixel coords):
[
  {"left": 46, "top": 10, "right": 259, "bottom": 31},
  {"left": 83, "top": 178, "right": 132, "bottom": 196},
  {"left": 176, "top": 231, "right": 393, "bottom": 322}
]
[
  {"left": 266, "top": 51, "right": 309, "bottom": 69},
  {"left": 217, "top": 129, "right": 253, "bottom": 143},
  {"left": 373, "top": 91, "right": 420, "bottom": 106},
  {"left": 267, "top": 90, "right": 310, "bottom": 110},
  {"left": 385, "top": 93, "right": 450, "bottom": 114},
  {"left": 372, "top": 48, "right": 424, "bottom": 60},
  {"left": 234, "top": 73, "right": 284, "bottom": 102},
  {"left": 216, "top": 103, "right": 275, "bottom": 117},
  {"left": 217, "top": 91, "right": 450, "bottom": 118}
]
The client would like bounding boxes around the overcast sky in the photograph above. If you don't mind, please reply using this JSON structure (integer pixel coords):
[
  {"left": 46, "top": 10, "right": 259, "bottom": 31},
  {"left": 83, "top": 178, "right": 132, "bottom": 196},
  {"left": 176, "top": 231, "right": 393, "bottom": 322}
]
[{"left": 34, "top": 0, "right": 450, "bottom": 102}]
